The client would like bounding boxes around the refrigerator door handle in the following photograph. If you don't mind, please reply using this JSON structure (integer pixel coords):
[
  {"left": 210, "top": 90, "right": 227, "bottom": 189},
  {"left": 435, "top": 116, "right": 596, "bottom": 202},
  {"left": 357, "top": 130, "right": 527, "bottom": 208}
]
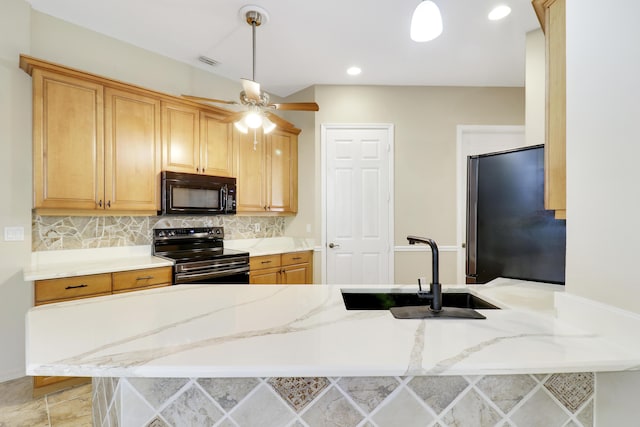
[{"left": 466, "top": 156, "right": 479, "bottom": 283}]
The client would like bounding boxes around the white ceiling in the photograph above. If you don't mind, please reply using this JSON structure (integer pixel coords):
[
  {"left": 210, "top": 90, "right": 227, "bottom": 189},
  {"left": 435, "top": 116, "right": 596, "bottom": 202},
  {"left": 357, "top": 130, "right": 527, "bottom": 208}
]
[{"left": 25, "top": 0, "right": 541, "bottom": 97}]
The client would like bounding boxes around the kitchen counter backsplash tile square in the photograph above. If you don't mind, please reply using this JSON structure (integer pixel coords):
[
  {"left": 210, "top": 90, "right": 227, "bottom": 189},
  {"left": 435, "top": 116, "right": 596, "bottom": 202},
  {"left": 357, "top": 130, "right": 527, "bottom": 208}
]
[{"left": 32, "top": 215, "right": 284, "bottom": 251}]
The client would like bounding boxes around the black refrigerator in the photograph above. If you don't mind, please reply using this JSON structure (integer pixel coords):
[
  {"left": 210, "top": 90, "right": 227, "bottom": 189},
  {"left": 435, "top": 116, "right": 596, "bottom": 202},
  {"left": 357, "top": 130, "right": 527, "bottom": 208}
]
[{"left": 466, "top": 145, "right": 566, "bottom": 284}]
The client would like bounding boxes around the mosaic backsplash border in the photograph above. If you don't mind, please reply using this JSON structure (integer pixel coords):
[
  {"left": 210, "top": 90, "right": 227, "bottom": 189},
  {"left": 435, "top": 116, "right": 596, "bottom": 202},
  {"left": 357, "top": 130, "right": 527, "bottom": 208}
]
[
  {"left": 32, "top": 215, "right": 285, "bottom": 251},
  {"left": 94, "top": 373, "right": 594, "bottom": 427}
]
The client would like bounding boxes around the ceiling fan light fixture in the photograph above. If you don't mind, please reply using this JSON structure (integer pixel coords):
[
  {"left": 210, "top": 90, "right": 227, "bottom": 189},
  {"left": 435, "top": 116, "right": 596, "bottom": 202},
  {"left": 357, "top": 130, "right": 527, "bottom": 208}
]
[
  {"left": 244, "top": 110, "right": 263, "bottom": 129},
  {"left": 410, "top": 0, "right": 443, "bottom": 42},
  {"left": 262, "top": 116, "right": 276, "bottom": 134},
  {"left": 234, "top": 120, "right": 249, "bottom": 134}
]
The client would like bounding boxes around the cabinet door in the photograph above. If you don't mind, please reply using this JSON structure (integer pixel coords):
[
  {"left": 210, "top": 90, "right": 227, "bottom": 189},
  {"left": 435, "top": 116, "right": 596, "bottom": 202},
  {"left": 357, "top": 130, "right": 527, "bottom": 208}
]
[
  {"left": 162, "top": 102, "right": 200, "bottom": 174},
  {"left": 32, "top": 70, "right": 104, "bottom": 210},
  {"left": 265, "top": 131, "right": 298, "bottom": 213},
  {"left": 200, "top": 113, "right": 234, "bottom": 177},
  {"left": 281, "top": 264, "right": 311, "bottom": 285},
  {"left": 105, "top": 88, "right": 161, "bottom": 211},
  {"left": 250, "top": 266, "right": 282, "bottom": 284},
  {"left": 235, "top": 128, "right": 267, "bottom": 212}
]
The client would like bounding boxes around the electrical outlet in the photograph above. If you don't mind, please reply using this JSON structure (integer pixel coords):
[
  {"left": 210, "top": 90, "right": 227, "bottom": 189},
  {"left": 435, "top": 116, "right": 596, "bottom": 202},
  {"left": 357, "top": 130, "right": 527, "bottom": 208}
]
[
  {"left": 4, "top": 226, "right": 24, "bottom": 241},
  {"left": 306, "top": 224, "right": 311, "bottom": 233},
  {"left": 253, "top": 223, "right": 261, "bottom": 232}
]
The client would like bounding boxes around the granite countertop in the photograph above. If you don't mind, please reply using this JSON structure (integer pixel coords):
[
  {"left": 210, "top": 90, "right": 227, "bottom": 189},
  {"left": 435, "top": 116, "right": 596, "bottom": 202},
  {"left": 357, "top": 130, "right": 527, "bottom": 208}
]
[
  {"left": 23, "top": 246, "right": 173, "bottom": 281},
  {"left": 25, "top": 279, "right": 640, "bottom": 378}
]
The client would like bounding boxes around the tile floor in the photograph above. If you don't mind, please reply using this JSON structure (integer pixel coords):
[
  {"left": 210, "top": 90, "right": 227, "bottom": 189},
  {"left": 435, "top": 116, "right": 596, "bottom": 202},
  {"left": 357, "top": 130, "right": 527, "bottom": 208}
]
[{"left": 0, "top": 377, "right": 91, "bottom": 427}]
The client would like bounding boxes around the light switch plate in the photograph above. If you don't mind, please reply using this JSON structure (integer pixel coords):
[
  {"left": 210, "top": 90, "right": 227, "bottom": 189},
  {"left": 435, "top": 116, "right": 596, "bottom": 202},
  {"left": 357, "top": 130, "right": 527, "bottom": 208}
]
[{"left": 4, "top": 226, "right": 25, "bottom": 241}]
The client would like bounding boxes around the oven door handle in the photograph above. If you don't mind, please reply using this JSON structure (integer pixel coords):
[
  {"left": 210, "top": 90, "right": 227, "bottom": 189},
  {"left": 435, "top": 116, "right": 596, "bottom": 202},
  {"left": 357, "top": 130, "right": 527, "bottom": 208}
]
[
  {"left": 178, "top": 259, "right": 248, "bottom": 273},
  {"left": 175, "top": 266, "right": 249, "bottom": 281}
]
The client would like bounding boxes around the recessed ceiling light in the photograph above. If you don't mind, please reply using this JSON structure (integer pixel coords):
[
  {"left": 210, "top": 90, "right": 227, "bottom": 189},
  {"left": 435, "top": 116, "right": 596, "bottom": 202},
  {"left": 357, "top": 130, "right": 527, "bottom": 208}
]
[
  {"left": 347, "top": 66, "right": 362, "bottom": 76},
  {"left": 488, "top": 5, "right": 511, "bottom": 21}
]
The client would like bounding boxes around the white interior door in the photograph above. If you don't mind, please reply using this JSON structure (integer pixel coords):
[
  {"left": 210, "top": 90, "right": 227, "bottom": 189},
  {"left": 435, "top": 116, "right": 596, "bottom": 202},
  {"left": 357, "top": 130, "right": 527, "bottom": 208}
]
[
  {"left": 456, "top": 125, "right": 527, "bottom": 283},
  {"left": 323, "top": 124, "right": 394, "bottom": 285}
]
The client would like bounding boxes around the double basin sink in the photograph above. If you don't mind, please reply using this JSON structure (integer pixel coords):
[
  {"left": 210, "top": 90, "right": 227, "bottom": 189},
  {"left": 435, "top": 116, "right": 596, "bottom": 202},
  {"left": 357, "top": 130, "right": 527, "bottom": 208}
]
[{"left": 341, "top": 288, "right": 500, "bottom": 311}]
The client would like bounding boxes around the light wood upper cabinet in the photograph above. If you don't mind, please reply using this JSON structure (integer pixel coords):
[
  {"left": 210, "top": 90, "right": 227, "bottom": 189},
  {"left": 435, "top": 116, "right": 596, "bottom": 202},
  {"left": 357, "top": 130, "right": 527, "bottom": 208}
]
[
  {"left": 266, "top": 130, "right": 298, "bottom": 213},
  {"left": 29, "top": 62, "right": 161, "bottom": 214},
  {"left": 32, "top": 69, "right": 104, "bottom": 210},
  {"left": 161, "top": 102, "right": 200, "bottom": 174},
  {"left": 235, "top": 129, "right": 267, "bottom": 212},
  {"left": 532, "top": 0, "right": 566, "bottom": 219},
  {"left": 200, "top": 112, "right": 234, "bottom": 177},
  {"left": 235, "top": 128, "right": 298, "bottom": 214},
  {"left": 161, "top": 104, "right": 234, "bottom": 177},
  {"left": 105, "top": 87, "right": 161, "bottom": 211},
  {"left": 21, "top": 55, "right": 301, "bottom": 216}
]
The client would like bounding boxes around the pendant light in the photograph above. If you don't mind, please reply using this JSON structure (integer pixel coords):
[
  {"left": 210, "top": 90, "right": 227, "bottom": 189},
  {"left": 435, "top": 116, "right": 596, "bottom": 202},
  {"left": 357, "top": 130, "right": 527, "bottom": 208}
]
[{"left": 410, "top": 0, "right": 443, "bottom": 42}]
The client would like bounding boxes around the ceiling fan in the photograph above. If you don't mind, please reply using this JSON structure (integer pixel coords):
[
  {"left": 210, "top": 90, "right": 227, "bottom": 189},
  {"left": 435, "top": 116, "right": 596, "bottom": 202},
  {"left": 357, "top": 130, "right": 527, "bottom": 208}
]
[{"left": 182, "top": 6, "right": 319, "bottom": 134}]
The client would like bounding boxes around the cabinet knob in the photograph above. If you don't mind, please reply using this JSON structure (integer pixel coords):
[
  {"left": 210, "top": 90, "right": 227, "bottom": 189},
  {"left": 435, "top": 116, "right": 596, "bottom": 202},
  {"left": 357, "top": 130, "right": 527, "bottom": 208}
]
[
  {"left": 106, "top": 200, "right": 111, "bottom": 208},
  {"left": 98, "top": 200, "right": 102, "bottom": 207}
]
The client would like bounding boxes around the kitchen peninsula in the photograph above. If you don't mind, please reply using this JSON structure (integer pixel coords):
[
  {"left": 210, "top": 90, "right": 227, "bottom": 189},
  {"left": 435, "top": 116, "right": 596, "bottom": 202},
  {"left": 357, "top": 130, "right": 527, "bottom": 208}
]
[{"left": 25, "top": 279, "right": 640, "bottom": 426}]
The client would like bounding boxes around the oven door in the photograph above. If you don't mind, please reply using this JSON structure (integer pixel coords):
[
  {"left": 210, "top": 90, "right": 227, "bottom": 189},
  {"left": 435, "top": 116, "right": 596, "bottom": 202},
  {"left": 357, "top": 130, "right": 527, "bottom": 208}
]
[{"left": 174, "top": 256, "right": 250, "bottom": 285}]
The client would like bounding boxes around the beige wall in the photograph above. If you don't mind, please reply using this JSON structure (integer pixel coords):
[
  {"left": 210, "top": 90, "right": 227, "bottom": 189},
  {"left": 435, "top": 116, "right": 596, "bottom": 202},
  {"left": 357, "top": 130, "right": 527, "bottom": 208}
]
[
  {"left": 300, "top": 85, "right": 525, "bottom": 284},
  {"left": 525, "top": 29, "right": 545, "bottom": 146},
  {"left": 0, "top": 0, "right": 33, "bottom": 381}
]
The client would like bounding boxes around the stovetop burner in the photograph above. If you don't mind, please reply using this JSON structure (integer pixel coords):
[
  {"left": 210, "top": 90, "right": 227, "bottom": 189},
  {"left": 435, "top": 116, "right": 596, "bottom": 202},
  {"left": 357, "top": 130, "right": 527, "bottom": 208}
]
[
  {"left": 153, "top": 227, "right": 249, "bottom": 264},
  {"left": 153, "top": 227, "right": 251, "bottom": 285}
]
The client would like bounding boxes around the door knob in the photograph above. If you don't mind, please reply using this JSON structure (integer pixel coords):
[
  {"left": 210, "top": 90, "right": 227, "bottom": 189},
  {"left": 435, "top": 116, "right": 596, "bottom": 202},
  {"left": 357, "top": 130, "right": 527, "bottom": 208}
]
[{"left": 329, "top": 243, "right": 340, "bottom": 249}]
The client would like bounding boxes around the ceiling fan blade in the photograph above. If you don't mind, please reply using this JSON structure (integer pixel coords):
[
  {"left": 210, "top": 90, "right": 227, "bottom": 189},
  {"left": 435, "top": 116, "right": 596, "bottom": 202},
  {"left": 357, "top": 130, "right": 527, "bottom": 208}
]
[
  {"left": 265, "top": 111, "right": 296, "bottom": 129},
  {"left": 220, "top": 111, "right": 247, "bottom": 124},
  {"left": 268, "top": 102, "right": 319, "bottom": 112},
  {"left": 241, "top": 78, "right": 261, "bottom": 101},
  {"left": 181, "top": 94, "right": 238, "bottom": 105}
]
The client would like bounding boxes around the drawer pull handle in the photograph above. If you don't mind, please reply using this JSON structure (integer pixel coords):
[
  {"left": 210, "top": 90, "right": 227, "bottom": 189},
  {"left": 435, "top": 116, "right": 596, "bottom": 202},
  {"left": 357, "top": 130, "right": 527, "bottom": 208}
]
[
  {"left": 136, "top": 276, "right": 153, "bottom": 280},
  {"left": 292, "top": 257, "right": 302, "bottom": 260},
  {"left": 65, "top": 284, "right": 88, "bottom": 290},
  {"left": 261, "top": 260, "right": 272, "bottom": 264}
]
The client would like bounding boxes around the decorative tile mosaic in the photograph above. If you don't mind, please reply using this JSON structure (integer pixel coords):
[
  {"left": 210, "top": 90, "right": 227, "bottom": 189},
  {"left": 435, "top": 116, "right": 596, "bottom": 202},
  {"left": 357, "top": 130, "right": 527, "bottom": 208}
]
[
  {"left": 545, "top": 372, "right": 594, "bottom": 413},
  {"left": 33, "top": 214, "right": 285, "bottom": 250},
  {"left": 95, "top": 373, "right": 596, "bottom": 427},
  {"left": 268, "top": 377, "right": 330, "bottom": 412}
]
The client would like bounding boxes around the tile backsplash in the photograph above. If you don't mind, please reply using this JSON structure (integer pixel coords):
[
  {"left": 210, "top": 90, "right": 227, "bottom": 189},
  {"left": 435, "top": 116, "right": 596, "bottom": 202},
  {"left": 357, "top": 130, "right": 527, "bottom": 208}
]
[
  {"left": 32, "top": 215, "right": 285, "bottom": 251},
  {"left": 94, "top": 373, "right": 595, "bottom": 427}
]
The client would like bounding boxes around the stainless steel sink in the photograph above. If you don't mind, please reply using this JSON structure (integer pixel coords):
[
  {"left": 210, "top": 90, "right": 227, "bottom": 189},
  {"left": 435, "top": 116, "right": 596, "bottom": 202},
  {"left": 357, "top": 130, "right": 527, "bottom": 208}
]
[{"left": 341, "top": 289, "right": 500, "bottom": 311}]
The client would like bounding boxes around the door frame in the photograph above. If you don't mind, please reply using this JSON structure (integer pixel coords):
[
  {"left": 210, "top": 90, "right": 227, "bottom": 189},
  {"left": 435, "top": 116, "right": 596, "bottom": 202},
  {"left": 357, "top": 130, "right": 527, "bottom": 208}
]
[
  {"left": 320, "top": 123, "right": 395, "bottom": 284},
  {"left": 455, "top": 125, "right": 527, "bottom": 284}
]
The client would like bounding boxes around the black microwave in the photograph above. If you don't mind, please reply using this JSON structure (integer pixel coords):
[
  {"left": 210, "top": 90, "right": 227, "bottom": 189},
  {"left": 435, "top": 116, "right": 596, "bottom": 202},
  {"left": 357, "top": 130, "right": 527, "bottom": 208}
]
[{"left": 160, "top": 171, "right": 237, "bottom": 215}]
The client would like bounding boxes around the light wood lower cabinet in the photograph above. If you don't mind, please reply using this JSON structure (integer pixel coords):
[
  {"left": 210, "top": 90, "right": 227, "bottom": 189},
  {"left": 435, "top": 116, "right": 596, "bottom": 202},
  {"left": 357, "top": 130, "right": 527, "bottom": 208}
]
[
  {"left": 250, "top": 251, "right": 313, "bottom": 285},
  {"left": 32, "top": 266, "right": 172, "bottom": 396}
]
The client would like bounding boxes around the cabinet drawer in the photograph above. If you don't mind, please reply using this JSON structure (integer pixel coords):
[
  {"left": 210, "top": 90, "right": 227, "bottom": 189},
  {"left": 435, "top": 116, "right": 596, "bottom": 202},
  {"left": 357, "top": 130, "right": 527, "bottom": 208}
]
[
  {"left": 250, "top": 254, "right": 282, "bottom": 271},
  {"left": 282, "top": 251, "right": 311, "bottom": 266},
  {"left": 35, "top": 273, "right": 112, "bottom": 304},
  {"left": 112, "top": 267, "right": 172, "bottom": 292}
]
